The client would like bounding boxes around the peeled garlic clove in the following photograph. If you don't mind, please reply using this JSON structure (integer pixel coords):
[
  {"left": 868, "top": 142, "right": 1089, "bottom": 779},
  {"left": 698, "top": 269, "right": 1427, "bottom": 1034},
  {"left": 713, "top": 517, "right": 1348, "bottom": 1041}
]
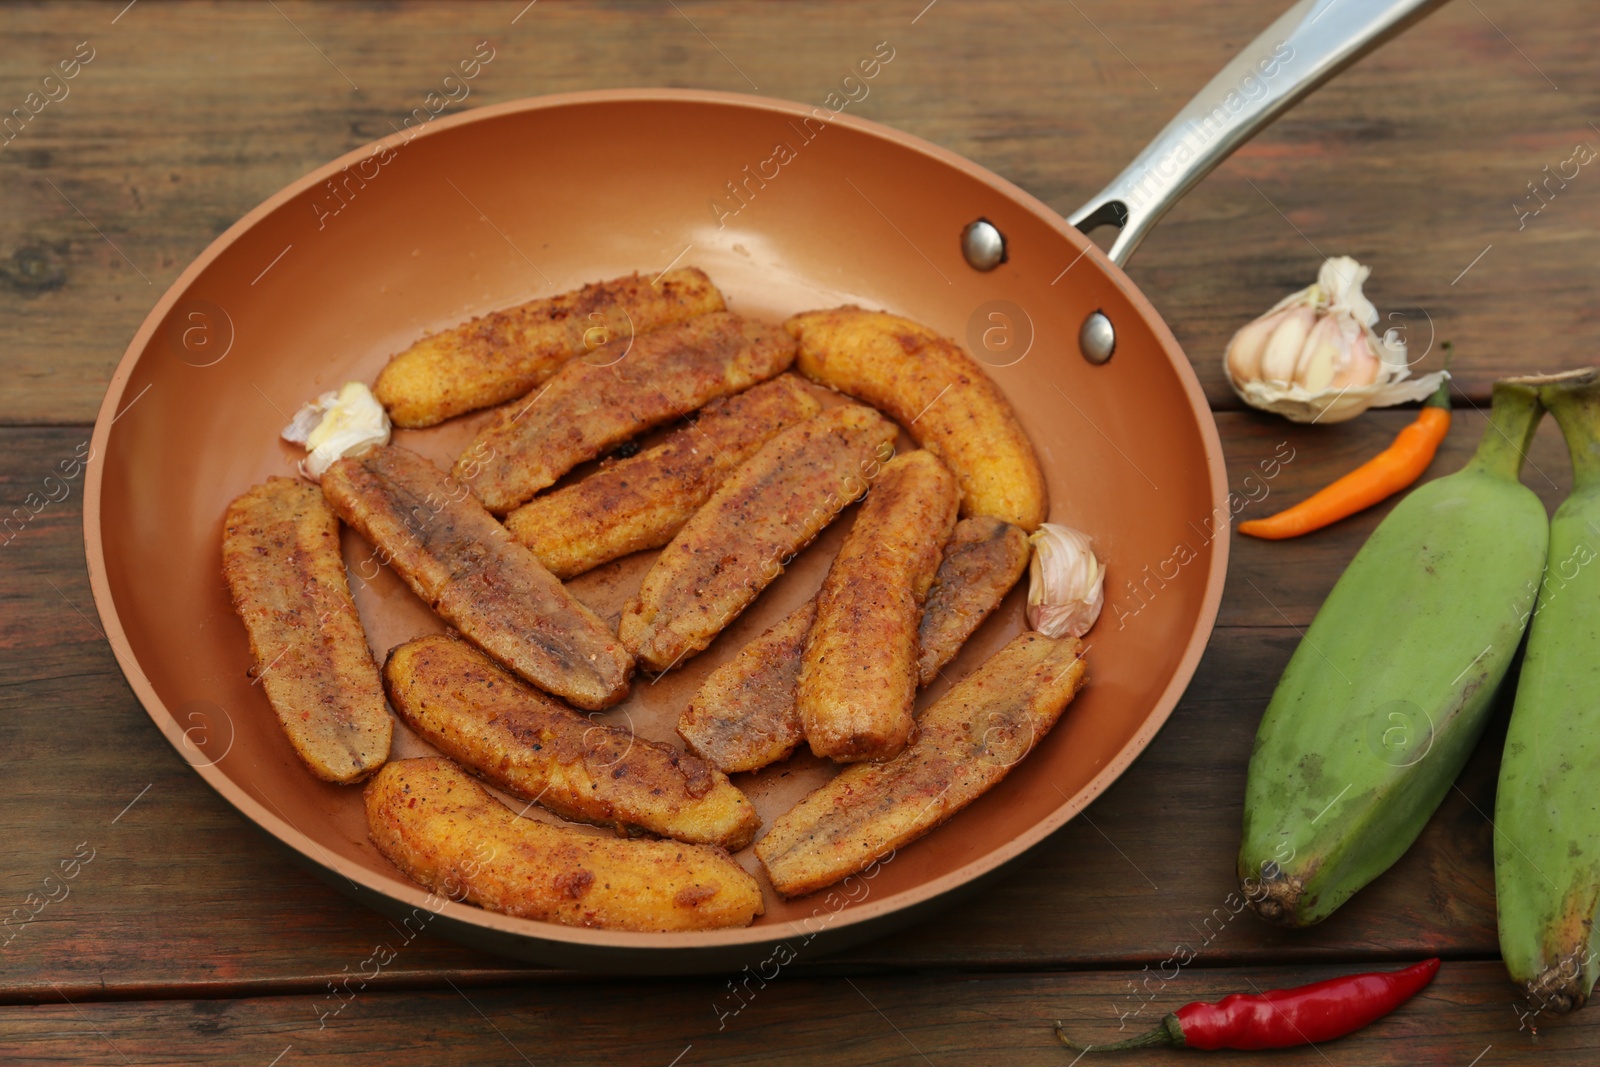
[
  {"left": 1226, "top": 309, "right": 1284, "bottom": 386},
  {"left": 1292, "top": 315, "right": 1342, "bottom": 393},
  {"left": 1026, "top": 523, "right": 1105, "bottom": 639},
  {"left": 283, "top": 381, "right": 391, "bottom": 481},
  {"left": 1258, "top": 306, "right": 1315, "bottom": 385},
  {"left": 1328, "top": 330, "right": 1383, "bottom": 389}
]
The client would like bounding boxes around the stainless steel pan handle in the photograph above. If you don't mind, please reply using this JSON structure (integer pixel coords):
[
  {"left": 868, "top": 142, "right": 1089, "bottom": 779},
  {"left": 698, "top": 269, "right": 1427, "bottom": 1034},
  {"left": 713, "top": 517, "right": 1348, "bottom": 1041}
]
[{"left": 1070, "top": 0, "right": 1447, "bottom": 267}]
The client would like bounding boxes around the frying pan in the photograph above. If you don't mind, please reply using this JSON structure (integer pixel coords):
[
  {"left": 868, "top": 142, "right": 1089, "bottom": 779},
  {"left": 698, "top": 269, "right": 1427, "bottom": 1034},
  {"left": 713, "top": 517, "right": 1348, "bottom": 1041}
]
[{"left": 84, "top": 0, "right": 1438, "bottom": 974}]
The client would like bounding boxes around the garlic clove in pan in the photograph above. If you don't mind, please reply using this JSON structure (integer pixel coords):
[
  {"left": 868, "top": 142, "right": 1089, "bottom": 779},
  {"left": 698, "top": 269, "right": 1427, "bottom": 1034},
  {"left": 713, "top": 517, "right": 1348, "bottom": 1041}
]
[
  {"left": 1224, "top": 256, "right": 1445, "bottom": 424},
  {"left": 282, "top": 381, "right": 392, "bottom": 480},
  {"left": 1026, "top": 523, "right": 1105, "bottom": 639}
]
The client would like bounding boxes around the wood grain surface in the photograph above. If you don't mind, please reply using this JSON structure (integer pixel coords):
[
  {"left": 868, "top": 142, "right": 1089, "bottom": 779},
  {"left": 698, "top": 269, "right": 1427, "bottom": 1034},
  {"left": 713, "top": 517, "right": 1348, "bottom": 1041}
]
[
  {"left": 3, "top": 963, "right": 1592, "bottom": 1066},
  {"left": 2, "top": 1, "right": 1598, "bottom": 1063},
  {"left": 2, "top": 1, "right": 1596, "bottom": 423}
]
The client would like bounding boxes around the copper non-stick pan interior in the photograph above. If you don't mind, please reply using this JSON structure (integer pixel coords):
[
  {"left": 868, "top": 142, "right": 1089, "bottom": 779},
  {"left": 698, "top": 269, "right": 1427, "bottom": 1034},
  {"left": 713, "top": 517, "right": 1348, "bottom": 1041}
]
[{"left": 84, "top": 89, "right": 1226, "bottom": 973}]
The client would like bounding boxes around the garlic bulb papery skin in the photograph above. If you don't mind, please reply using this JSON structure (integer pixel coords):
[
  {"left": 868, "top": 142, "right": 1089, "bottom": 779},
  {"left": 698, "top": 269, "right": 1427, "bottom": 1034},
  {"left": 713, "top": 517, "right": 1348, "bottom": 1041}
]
[
  {"left": 1026, "top": 523, "right": 1105, "bottom": 639},
  {"left": 281, "top": 381, "right": 391, "bottom": 480},
  {"left": 1224, "top": 256, "right": 1446, "bottom": 424}
]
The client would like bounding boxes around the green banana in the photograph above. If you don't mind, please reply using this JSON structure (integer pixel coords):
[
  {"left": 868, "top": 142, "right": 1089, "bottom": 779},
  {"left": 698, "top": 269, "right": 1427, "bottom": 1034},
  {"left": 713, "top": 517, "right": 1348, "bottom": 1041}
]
[
  {"left": 1495, "top": 370, "right": 1600, "bottom": 1015},
  {"left": 1239, "top": 377, "right": 1550, "bottom": 926}
]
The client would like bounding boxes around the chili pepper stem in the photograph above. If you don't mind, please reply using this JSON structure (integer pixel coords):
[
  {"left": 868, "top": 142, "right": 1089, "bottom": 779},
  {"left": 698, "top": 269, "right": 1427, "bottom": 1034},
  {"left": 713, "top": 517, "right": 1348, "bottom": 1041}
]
[
  {"left": 1054, "top": 1014, "right": 1183, "bottom": 1052},
  {"left": 1422, "top": 366, "right": 1451, "bottom": 408}
]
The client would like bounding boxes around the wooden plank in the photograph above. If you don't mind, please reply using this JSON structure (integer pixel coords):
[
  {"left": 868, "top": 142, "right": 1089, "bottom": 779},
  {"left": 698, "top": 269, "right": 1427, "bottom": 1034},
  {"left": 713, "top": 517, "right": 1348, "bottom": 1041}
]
[
  {"left": 0, "top": 1, "right": 1595, "bottom": 422},
  {"left": 1218, "top": 402, "right": 1575, "bottom": 628},
  {"left": 1, "top": 962, "right": 1593, "bottom": 1065},
  {"left": 0, "top": 410, "right": 1568, "bottom": 996}
]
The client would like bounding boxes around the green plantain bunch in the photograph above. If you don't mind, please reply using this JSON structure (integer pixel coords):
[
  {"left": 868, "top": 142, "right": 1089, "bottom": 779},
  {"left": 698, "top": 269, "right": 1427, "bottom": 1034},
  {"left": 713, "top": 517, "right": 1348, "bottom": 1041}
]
[{"left": 1237, "top": 369, "right": 1600, "bottom": 1016}]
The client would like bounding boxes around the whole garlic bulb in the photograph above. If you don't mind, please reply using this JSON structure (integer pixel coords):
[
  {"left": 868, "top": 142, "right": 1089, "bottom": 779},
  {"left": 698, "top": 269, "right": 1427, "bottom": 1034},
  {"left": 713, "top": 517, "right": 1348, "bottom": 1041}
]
[
  {"left": 282, "top": 381, "right": 391, "bottom": 480},
  {"left": 1225, "top": 256, "right": 1446, "bottom": 424},
  {"left": 1026, "top": 523, "right": 1104, "bottom": 639}
]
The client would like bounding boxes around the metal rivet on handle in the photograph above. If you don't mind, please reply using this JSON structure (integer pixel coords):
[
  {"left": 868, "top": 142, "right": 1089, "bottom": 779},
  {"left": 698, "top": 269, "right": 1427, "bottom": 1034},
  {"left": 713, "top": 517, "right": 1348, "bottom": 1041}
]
[
  {"left": 1079, "top": 310, "right": 1115, "bottom": 364},
  {"left": 961, "top": 219, "right": 1007, "bottom": 272}
]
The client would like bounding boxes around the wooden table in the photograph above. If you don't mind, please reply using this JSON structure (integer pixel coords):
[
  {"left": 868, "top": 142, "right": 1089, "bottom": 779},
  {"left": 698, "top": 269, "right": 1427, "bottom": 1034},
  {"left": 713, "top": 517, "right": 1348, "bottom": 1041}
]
[{"left": 3, "top": 2, "right": 1597, "bottom": 1062}]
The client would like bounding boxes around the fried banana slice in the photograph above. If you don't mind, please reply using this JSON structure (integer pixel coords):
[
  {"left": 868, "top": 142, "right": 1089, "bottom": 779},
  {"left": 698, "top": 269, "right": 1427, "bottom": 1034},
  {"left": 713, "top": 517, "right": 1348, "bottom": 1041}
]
[
  {"left": 321, "top": 445, "right": 632, "bottom": 710},
  {"left": 456, "top": 312, "right": 796, "bottom": 513},
  {"left": 373, "top": 268, "right": 725, "bottom": 429},
  {"left": 678, "top": 601, "right": 816, "bottom": 773},
  {"left": 916, "top": 515, "right": 1031, "bottom": 685},
  {"left": 505, "top": 375, "right": 820, "bottom": 579},
  {"left": 385, "top": 634, "right": 759, "bottom": 848},
  {"left": 799, "top": 451, "right": 959, "bottom": 763},
  {"left": 677, "top": 517, "right": 1028, "bottom": 772},
  {"left": 785, "top": 306, "right": 1048, "bottom": 531},
  {"left": 757, "top": 632, "right": 1087, "bottom": 898},
  {"left": 366, "top": 758, "right": 764, "bottom": 932},
  {"left": 222, "top": 477, "right": 391, "bottom": 784},
  {"left": 619, "top": 405, "right": 898, "bottom": 673}
]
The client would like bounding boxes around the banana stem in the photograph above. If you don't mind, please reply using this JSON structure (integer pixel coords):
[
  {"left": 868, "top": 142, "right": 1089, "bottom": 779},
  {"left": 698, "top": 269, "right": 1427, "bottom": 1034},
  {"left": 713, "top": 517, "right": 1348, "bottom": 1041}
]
[
  {"left": 1465, "top": 378, "right": 1545, "bottom": 480},
  {"left": 1541, "top": 374, "right": 1600, "bottom": 492}
]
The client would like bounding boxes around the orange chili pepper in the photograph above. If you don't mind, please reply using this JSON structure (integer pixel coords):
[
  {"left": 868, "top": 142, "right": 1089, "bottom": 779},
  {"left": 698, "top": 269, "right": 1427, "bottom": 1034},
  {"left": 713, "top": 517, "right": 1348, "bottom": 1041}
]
[{"left": 1238, "top": 376, "right": 1451, "bottom": 540}]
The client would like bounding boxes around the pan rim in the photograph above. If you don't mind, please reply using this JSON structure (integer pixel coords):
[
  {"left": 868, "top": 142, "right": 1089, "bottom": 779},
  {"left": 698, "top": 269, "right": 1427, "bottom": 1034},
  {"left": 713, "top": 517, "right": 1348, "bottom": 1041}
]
[{"left": 83, "top": 87, "right": 1229, "bottom": 957}]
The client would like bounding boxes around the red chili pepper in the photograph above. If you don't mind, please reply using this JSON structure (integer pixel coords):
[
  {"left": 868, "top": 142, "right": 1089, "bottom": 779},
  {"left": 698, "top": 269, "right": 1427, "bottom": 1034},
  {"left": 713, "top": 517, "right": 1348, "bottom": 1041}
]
[{"left": 1056, "top": 959, "right": 1439, "bottom": 1052}]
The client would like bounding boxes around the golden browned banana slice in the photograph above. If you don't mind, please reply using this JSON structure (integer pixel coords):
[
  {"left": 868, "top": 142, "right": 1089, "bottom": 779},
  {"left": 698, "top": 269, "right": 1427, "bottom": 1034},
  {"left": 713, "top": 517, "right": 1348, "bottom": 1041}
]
[
  {"left": 916, "top": 515, "right": 1031, "bottom": 685},
  {"left": 678, "top": 601, "right": 816, "bottom": 773},
  {"left": 757, "top": 632, "right": 1087, "bottom": 899},
  {"left": 799, "top": 450, "right": 959, "bottom": 763},
  {"left": 384, "top": 634, "right": 759, "bottom": 848},
  {"left": 504, "top": 375, "right": 820, "bottom": 579},
  {"left": 321, "top": 445, "right": 632, "bottom": 710},
  {"left": 366, "top": 758, "right": 764, "bottom": 932},
  {"left": 456, "top": 312, "right": 796, "bottom": 514},
  {"left": 785, "top": 306, "right": 1048, "bottom": 531},
  {"left": 678, "top": 516, "right": 1028, "bottom": 772},
  {"left": 221, "top": 477, "right": 391, "bottom": 784},
  {"left": 373, "top": 268, "right": 725, "bottom": 429},
  {"left": 618, "top": 405, "right": 898, "bottom": 673}
]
